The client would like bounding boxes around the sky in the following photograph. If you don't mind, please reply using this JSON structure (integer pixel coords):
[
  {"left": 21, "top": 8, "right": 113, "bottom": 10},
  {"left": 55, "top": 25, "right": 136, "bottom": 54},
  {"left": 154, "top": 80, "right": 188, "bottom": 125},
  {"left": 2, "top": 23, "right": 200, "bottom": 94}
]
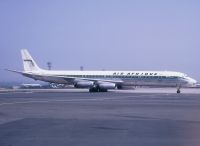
[{"left": 0, "top": 0, "right": 200, "bottom": 82}]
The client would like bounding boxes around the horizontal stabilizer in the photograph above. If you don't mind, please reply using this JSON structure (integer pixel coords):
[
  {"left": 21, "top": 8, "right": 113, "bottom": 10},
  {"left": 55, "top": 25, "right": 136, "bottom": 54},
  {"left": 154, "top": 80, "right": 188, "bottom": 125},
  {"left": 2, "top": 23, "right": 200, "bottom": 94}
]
[{"left": 5, "top": 69, "right": 24, "bottom": 74}]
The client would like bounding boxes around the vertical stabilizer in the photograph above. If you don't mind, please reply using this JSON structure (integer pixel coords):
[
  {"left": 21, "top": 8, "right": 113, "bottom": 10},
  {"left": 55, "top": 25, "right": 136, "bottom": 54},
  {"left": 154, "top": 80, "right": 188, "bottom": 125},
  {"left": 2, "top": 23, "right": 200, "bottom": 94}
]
[{"left": 21, "top": 49, "right": 41, "bottom": 71}]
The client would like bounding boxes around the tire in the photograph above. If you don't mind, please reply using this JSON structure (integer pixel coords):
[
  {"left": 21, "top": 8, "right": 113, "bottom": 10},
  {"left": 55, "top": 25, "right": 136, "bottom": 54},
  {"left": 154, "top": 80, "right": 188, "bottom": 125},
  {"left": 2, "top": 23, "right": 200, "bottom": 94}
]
[
  {"left": 99, "top": 88, "right": 108, "bottom": 92},
  {"left": 89, "top": 87, "right": 98, "bottom": 92}
]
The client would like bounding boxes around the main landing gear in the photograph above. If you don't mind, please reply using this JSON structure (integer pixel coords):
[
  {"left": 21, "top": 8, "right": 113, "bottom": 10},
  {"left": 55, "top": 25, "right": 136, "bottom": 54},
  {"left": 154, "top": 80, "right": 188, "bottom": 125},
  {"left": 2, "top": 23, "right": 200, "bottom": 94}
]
[{"left": 89, "top": 87, "right": 108, "bottom": 92}]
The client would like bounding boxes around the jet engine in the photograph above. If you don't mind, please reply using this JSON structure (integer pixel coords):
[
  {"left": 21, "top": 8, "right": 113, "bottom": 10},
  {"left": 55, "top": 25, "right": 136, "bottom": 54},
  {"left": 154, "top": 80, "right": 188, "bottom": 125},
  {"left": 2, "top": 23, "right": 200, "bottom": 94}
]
[
  {"left": 74, "top": 81, "right": 94, "bottom": 88},
  {"left": 98, "top": 82, "right": 116, "bottom": 89}
]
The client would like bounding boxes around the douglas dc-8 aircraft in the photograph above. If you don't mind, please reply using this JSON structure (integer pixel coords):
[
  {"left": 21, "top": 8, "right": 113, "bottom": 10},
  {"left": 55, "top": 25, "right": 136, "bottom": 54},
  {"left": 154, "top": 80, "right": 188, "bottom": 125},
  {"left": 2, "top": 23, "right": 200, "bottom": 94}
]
[{"left": 7, "top": 49, "right": 197, "bottom": 93}]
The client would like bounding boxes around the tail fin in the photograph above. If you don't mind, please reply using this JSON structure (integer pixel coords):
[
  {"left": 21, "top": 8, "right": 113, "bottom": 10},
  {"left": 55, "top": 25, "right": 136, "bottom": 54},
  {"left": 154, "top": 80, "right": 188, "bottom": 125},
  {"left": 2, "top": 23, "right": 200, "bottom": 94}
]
[{"left": 21, "top": 49, "right": 41, "bottom": 71}]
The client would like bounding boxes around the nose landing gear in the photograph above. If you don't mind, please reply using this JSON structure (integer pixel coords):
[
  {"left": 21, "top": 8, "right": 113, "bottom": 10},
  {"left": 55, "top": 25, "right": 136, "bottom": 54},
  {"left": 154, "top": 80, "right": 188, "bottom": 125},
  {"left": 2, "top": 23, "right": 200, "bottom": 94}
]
[
  {"left": 176, "top": 84, "right": 181, "bottom": 94},
  {"left": 177, "top": 89, "right": 181, "bottom": 94}
]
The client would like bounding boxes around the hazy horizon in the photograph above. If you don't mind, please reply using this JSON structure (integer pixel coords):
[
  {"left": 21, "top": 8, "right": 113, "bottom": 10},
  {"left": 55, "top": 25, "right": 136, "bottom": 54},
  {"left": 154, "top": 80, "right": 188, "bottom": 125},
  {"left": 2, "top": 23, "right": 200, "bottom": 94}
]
[{"left": 0, "top": 0, "right": 199, "bottom": 82}]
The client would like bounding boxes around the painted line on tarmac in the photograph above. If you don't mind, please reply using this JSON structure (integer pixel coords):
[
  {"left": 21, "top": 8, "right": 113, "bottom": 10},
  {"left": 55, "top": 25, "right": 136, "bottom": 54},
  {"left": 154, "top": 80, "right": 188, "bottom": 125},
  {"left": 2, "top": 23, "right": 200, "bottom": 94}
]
[
  {"left": 0, "top": 97, "right": 125, "bottom": 106},
  {"left": 0, "top": 94, "right": 156, "bottom": 106},
  {"left": 0, "top": 91, "right": 34, "bottom": 94}
]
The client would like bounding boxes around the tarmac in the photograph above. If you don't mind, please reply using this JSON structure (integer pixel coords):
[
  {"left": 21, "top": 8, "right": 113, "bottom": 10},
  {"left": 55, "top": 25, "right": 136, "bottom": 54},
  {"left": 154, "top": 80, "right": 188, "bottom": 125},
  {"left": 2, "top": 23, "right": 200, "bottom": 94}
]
[{"left": 0, "top": 88, "right": 200, "bottom": 146}]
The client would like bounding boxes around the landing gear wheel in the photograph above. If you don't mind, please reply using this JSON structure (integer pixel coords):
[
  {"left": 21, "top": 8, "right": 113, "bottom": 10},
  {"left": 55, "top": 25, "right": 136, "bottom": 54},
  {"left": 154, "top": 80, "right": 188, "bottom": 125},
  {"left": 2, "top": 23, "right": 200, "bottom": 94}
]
[
  {"left": 89, "top": 87, "right": 108, "bottom": 92},
  {"left": 89, "top": 88, "right": 98, "bottom": 92},
  {"left": 99, "top": 88, "right": 108, "bottom": 92},
  {"left": 176, "top": 84, "right": 181, "bottom": 94},
  {"left": 117, "top": 85, "right": 123, "bottom": 89}
]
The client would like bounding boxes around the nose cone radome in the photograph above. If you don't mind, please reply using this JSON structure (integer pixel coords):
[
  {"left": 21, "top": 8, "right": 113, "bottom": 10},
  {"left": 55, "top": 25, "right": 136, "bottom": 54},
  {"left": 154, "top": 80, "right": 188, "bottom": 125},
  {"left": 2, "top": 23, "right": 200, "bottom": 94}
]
[{"left": 188, "top": 77, "right": 197, "bottom": 86}]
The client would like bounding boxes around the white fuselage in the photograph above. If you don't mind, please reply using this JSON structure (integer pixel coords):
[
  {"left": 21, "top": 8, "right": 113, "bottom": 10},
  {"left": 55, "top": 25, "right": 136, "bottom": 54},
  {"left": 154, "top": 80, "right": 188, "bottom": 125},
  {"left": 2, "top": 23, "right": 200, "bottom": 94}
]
[
  {"left": 24, "top": 70, "right": 197, "bottom": 88},
  {"left": 11, "top": 49, "right": 197, "bottom": 93}
]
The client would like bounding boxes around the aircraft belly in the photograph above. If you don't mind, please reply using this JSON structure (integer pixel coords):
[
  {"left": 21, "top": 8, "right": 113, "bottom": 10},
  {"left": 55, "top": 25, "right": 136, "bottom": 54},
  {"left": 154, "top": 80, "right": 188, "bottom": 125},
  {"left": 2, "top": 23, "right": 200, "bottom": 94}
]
[{"left": 121, "top": 78, "right": 177, "bottom": 87}]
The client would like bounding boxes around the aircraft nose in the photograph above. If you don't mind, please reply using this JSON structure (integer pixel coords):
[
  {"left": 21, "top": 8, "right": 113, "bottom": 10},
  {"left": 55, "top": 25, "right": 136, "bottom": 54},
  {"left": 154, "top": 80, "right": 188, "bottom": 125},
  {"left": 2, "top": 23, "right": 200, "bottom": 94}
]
[
  {"left": 188, "top": 77, "right": 197, "bottom": 86},
  {"left": 193, "top": 79, "right": 197, "bottom": 84}
]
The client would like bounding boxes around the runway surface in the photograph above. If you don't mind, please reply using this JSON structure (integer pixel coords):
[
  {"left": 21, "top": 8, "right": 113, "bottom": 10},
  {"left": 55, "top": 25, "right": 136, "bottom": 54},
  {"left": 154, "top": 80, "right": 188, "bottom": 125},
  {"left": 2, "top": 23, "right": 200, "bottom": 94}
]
[{"left": 0, "top": 88, "right": 200, "bottom": 146}]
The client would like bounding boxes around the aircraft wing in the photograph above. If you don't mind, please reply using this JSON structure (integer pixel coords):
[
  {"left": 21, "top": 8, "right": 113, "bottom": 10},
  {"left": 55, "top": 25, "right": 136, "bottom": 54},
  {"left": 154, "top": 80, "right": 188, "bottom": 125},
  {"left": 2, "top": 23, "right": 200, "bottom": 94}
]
[
  {"left": 5, "top": 69, "right": 25, "bottom": 75},
  {"left": 52, "top": 75, "right": 124, "bottom": 84},
  {"left": 5, "top": 69, "right": 123, "bottom": 84}
]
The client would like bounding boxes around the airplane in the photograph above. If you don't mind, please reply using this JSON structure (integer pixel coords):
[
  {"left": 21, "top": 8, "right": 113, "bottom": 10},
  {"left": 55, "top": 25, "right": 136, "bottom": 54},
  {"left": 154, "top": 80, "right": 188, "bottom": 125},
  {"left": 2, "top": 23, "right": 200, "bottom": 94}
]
[{"left": 6, "top": 49, "right": 197, "bottom": 93}]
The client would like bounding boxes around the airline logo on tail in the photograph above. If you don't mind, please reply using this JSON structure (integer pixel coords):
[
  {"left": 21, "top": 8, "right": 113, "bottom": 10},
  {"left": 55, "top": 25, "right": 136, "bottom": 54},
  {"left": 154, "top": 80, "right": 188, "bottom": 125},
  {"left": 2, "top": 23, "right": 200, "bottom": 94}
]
[{"left": 21, "top": 49, "right": 41, "bottom": 71}]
